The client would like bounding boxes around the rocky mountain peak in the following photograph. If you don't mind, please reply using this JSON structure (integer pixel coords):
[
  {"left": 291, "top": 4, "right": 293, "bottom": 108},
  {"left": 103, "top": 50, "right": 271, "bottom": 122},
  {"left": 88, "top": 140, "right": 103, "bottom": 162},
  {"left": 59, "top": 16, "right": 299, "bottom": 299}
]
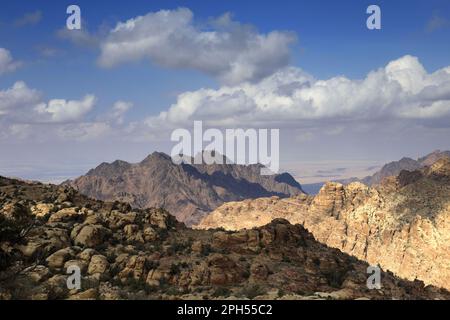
[
  {"left": 67, "top": 151, "right": 304, "bottom": 226},
  {"left": 140, "top": 152, "right": 172, "bottom": 165}
]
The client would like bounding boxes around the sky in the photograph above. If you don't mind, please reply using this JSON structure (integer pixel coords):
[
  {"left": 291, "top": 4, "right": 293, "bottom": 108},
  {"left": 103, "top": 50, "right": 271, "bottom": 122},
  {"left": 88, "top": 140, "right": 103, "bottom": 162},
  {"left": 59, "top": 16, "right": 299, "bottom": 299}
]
[{"left": 0, "top": 0, "right": 450, "bottom": 183}]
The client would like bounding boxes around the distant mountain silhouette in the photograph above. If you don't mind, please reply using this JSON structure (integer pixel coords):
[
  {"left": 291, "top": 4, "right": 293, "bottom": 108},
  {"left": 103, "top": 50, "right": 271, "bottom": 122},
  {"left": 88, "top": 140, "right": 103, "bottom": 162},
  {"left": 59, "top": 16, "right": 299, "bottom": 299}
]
[{"left": 361, "top": 150, "right": 450, "bottom": 185}]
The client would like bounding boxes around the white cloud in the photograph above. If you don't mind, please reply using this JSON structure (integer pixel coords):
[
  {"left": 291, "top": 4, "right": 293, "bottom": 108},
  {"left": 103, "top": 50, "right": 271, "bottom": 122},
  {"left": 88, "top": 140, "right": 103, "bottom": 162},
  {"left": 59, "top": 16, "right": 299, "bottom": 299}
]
[
  {"left": 110, "top": 100, "right": 133, "bottom": 124},
  {"left": 0, "top": 82, "right": 133, "bottom": 142},
  {"left": 0, "top": 81, "right": 41, "bottom": 116},
  {"left": 34, "top": 95, "right": 96, "bottom": 123},
  {"left": 0, "top": 48, "right": 22, "bottom": 75},
  {"left": 142, "top": 55, "right": 450, "bottom": 130},
  {"left": 98, "top": 8, "right": 295, "bottom": 84}
]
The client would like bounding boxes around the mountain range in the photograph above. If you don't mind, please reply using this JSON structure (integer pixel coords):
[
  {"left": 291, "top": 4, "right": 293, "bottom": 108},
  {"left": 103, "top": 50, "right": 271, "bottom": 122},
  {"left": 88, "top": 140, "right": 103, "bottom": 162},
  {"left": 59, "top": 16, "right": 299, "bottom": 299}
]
[
  {"left": 361, "top": 150, "right": 450, "bottom": 185},
  {"left": 302, "top": 150, "right": 450, "bottom": 194},
  {"left": 65, "top": 152, "right": 304, "bottom": 226}
]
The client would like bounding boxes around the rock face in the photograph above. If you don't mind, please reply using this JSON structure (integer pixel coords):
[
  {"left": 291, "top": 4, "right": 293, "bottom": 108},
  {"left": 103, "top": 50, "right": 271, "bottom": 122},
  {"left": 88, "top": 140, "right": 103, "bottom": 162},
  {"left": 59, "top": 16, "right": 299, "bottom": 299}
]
[
  {"left": 1, "top": 176, "right": 448, "bottom": 300},
  {"left": 65, "top": 152, "right": 304, "bottom": 226},
  {"left": 197, "top": 158, "right": 450, "bottom": 291}
]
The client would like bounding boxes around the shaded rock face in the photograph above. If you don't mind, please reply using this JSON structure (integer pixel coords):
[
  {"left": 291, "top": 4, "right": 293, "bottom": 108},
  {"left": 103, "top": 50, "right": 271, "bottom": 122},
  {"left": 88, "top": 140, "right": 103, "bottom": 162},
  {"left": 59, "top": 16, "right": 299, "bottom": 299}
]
[
  {"left": 198, "top": 158, "right": 450, "bottom": 291},
  {"left": 65, "top": 152, "right": 304, "bottom": 226},
  {"left": 1, "top": 177, "right": 448, "bottom": 300}
]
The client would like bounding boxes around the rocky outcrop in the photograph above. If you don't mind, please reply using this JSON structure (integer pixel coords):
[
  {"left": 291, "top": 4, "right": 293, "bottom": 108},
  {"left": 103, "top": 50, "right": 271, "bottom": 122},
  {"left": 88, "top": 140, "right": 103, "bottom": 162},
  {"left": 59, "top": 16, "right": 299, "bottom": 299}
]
[
  {"left": 1, "top": 176, "right": 448, "bottom": 300},
  {"left": 197, "top": 158, "right": 450, "bottom": 291},
  {"left": 66, "top": 152, "right": 304, "bottom": 226}
]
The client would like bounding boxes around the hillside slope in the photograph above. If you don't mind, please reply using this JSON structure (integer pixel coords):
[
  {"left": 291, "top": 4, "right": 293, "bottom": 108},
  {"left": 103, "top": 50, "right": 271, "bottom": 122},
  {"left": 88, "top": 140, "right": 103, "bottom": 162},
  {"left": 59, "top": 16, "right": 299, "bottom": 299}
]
[{"left": 0, "top": 176, "right": 448, "bottom": 300}]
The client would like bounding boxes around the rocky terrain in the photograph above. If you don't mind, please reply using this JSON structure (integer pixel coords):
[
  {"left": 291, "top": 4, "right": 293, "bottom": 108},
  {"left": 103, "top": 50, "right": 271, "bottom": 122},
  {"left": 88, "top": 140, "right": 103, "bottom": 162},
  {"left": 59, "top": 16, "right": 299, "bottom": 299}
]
[
  {"left": 1, "top": 176, "right": 448, "bottom": 300},
  {"left": 65, "top": 152, "right": 304, "bottom": 226},
  {"left": 197, "top": 158, "right": 450, "bottom": 291}
]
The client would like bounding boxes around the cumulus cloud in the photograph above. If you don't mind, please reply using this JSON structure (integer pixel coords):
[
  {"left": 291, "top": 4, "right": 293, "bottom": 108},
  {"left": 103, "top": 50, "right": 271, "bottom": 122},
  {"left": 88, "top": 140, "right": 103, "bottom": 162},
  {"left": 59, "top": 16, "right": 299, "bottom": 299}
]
[
  {"left": 34, "top": 95, "right": 96, "bottom": 123},
  {"left": 98, "top": 8, "right": 295, "bottom": 84},
  {"left": 0, "top": 81, "right": 97, "bottom": 125},
  {"left": 142, "top": 55, "right": 450, "bottom": 130},
  {"left": 0, "top": 48, "right": 22, "bottom": 75},
  {"left": 0, "top": 82, "right": 131, "bottom": 142},
  {"left": 0, "top": 82, "right": 41, "bottom": 116}
]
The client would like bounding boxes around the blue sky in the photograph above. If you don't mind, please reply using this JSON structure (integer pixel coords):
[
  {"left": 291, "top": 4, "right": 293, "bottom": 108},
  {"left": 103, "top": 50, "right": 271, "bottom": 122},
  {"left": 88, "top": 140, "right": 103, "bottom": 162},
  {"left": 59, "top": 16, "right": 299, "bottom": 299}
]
[
  {"left": 1, "top": 0, "right": 450, "bottom": 117},
  {"left": 0, "top": 0, "right": 450, "bottom": 183}
]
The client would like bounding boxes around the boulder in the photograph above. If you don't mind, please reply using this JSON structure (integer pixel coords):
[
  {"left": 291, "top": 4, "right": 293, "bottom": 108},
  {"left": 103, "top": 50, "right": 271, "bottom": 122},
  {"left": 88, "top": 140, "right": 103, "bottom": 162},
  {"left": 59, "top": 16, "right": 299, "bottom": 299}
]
[
  {"left": 46, "top": 248, "right": 75, "bottom": 269},
  {"left": 64, "top": 260, "right": 88, "bottom": 274},
  {"left": 88, "top": 255, "right": 110, "bottom": 275},
  {"left": 48, "top": 207, "right": 85, "bottom": 223},
  {"left": 31, "top": 203, "right": 55, "bottom": 218},
  {"left": 68, "top": 288, "right": 98, "bottom": 300},
  {"left": 26, "top": 265, "right": 51, "bottom": 283},
  {"left": 78, "top": 248, "right": 98, "bottom": 262},
  {"left": 73, "top": 224, "right": 110, "bottom": 247},
  {"left": 118, "top": 255, "right": 148, "bottom": 281}
]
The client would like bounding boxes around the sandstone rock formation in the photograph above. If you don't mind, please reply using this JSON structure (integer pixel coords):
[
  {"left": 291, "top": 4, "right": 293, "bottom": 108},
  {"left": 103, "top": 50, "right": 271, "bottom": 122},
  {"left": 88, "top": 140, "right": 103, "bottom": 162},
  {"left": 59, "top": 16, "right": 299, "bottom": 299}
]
[
  {"left": 66, "top": 152, "right": 304, "bottom": 226},
  {"left": 197, "top": 158, "right": 450, "bottom": 291},
  {"left": 1, "top": 176, "right": 448, "bottom": 300}
]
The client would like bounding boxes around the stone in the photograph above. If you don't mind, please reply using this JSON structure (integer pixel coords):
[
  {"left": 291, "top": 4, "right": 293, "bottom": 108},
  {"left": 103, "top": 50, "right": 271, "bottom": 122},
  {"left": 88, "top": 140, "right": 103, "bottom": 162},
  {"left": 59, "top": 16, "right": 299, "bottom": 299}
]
[
  {"left": 26, "top": 265, "right": 51, "bottom": 283},
  {"left": 16, "top": 240, "right": 45, "bottom": 258},
  {"left": 64, "top": 260, "right": 88, "bottom": 274},
  {"left": 143, "top": 226, "right": 158, "bottom": 241},
  {"left": 73, "top": 224, "right": 110, "bottom": 247},
  {"left": 68, "top": 288, "right": 98, "bottom": 300},
  {"left": 78, "top": 248, "right": 98, "bottom": 262},
  {"left": 123, "top": 224, "right": 139, "bottom": 237},
  {"left": 48, "top": 207, "right": 84, "bottom": 223},
  {"left": 88, "top": 255, "right": 110, "bottom": 275},
  {"left": 31, "top": 203, "right": 55, "bottom": 218},
  {"left": 46, "top": 248, "right": 75, "bottom": 269},
  {"left": 118, "top": 255, "right": 147, "bottom": 281}
]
